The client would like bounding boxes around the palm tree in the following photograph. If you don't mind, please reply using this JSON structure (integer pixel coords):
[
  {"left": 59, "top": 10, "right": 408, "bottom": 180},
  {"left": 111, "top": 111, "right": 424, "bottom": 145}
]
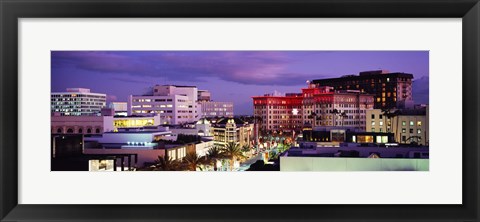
[
  {"left": 308, "top": 112, "right": 317, "bottom": 128},
  {"left": 183, "top": 153, "right": 206, "bottom": 171},
  {"left": 381, "top": 108, "right": 399, "bottom": 134},
  {"left": 221, "top": 142, "right": 246, "bottom": 171},
  {"left": 241, "top": 144, "right": 252, "bottom": 157},
  {"left": 206, "top": 146, "right": 223, "bottom": 171},
  {"left": 154, "top": 155, "right": 182, "bottom": 171},
  {"left": 332, "top": 109, "right": 339, "bottom": 126},
  {"left": 340, "top": 112, "right": 347, "bottom": 126}
]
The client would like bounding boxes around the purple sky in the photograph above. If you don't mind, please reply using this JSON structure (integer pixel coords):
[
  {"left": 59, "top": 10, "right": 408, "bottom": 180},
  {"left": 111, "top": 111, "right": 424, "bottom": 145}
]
[{"left": 51, "top": 51, "right": 429, "bottom": 115}]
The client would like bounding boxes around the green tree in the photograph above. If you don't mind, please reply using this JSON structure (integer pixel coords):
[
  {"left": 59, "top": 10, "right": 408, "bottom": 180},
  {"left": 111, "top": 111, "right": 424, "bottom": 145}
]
[
  {"left": 183, "top": 153, "right": 207, "bottom": 171},
  {"left": 206, "top": 146, "right": 223, "bottom": 171},
  {"left": 154, "top": 155, "right": 182, "bottom": 171},
  {"left": 221, "top": 142, "right": 246, "bottom": 171},
  {"left": 241, "top": 144, "right": 251, "bottom": 153}
]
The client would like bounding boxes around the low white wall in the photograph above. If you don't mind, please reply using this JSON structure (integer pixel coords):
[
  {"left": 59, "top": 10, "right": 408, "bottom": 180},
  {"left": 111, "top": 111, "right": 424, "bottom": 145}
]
[
  {"left": 280, "top": 157, "right": 429, "bottom": 171},
  {"left": 84, "top": 148, "right": 165, "bottom": 167}
]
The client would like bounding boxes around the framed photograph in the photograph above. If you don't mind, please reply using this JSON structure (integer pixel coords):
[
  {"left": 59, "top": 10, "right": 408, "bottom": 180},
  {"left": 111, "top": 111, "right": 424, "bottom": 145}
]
[{"left": 1, "top": 0, "right": 479, "bottom": 221}]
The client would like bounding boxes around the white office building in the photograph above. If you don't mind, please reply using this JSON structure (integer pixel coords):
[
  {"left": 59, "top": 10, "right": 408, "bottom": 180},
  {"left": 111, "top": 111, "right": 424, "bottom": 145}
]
[
  {"left": 199, "top": 101, "right": 234, "bottom": 118},
  {"left": 128, "top": 85, "right": 201, "bottom": 124},
  {"left": 51, "top": 88, "right": 106, "bottom": 116}
]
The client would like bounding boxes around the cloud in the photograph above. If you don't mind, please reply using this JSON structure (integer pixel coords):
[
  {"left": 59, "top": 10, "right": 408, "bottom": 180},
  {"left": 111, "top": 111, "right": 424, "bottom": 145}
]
[{"left": 52, "top": 51, "right": 325, "bottom": 86}]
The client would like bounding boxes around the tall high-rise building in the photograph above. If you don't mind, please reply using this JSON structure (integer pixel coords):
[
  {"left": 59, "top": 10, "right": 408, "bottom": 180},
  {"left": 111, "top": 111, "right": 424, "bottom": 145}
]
[
  {"left": 51, "top": 88, "right": 106, "bottom": 116},
  {"left": 311, "top": 70, "right": 414, "bottom": 109},
  {"left": 128, "top": 85, "right": 201, "bottom": 124}
]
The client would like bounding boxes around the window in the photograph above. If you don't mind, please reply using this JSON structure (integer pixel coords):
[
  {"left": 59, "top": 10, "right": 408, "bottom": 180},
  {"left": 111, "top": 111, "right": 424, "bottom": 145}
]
[
  {"left": 410, "top": 121, "right": 414, "bottom": 126},
  {"left": 409, "top": 129, "right": 414, "bottom": 133},
  {"left": 379, "top": 121, "right": 383, "bottom": 126},
  {"left": 96, "top": 128, "right": 101, "bottom": 134},
  {"left": 417, "top": 129, "right": 422, "bottom": 134},
  {"left": 371, "top": 114, "right": 375, "bottom": 119},
  {"left": 371, "top": 128, "right": 375, "bottom": 132},
  {"left": 402, "top": 136, "right": 406, "bottom": 142},
  {"left": 402, "top": 128, "right": 406, "bottom": 133},
  {"left": 417, "top": 121, "right": 422, "bottom": 126},
  {"left": 87, "top": 128, "right": 92, "bottom": 134},
  {"left": 371, "top": 121, "right": 375, "bottom": 126},
  {"left": 67, "top": 128, "right": 73, "bottom": 133},
  {"left": 78, "top": 128, "right": 83, "bottom": 134},
  {"left": 402, "top": 121, "right": 406, "bottom": 126},
  {"left": 56, "top": 128, "right": 62, "bottom": 133}
]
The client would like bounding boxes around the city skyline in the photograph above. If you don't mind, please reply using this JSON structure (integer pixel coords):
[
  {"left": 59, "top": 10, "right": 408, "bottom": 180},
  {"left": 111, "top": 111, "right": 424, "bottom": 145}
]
[{"left": 51, "top": 51, "right": 429, "bottom": 115}]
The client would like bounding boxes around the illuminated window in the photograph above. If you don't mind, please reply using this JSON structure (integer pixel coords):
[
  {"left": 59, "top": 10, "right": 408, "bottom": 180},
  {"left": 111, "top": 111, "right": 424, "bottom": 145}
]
[
  {"left": 357, "top": 135, "right": 373, "bottom": 143},
  {"left": 417, "top": 129, "right": 422, "bottom": 134},
  {"left": 417, "top": 121, "right": 422, "bottom": 126},
  {"left": 410, "top": 121, "right": 414, "bottom": 126},
  {"left": 371, "top": 121, "right": 375, "bottom": 126},
  {"left": 402, "top": 128, "right": 406, "bottom": 133},
  {"left": 379, "top": 121, "right": 383, "bottom": 126},
  {"left": 402, "top": 121, "right": 406, "bottom": 126}
]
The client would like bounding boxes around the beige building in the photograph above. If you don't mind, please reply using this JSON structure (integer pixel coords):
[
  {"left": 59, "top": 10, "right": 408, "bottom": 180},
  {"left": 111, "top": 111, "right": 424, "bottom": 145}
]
[
  {"left": 51, "top": 115, "right": 104, "bottom": 134},
  {"left": 366, "top": 107, "right": 429, "bottom": 145},
  {"left": 213, "top": 118, "right": 253, "bottom": 147}
]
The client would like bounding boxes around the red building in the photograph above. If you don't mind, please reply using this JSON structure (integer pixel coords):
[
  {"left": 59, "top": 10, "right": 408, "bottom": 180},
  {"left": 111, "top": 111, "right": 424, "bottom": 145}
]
[
  {"left": 252, "top": 93, "right": 303, "bottom": 133},
  {"left": 252, "top": 85, "right": 374, "bottom": 134}
]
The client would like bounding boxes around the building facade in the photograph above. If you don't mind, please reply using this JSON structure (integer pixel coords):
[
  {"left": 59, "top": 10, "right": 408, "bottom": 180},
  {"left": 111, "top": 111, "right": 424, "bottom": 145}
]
[
  {"left": 213, "top": 118, "right": 254, "bottom": 148},
  {"left": 311, "top": 70, "right": 414, "bottom": 109},
  {"left": 51, "top": 115, "right": 163, "bottom": 135},
  {"left": 51, "top": 115, "right": 104, "bottom": 134},
  {"left": 301, "top": 86, "right": 374, "bottom": 129},
  {"left": 128, "top": 85, "right": 201, "bottom": 124},
  {"left": 366, "top": 107, "right": 429, "bottom": 145},
  {"left": 51, "top": 88, "right": 106, "bottom": 116},
  {"left": 252, "top": 86, "right": 374, "bottom": 132},
  {"left": 252, "top": 93, "right": 303, "bottom": 133},
  {"left": 199, "top": 101, "right": 234, "bottom": 118}
]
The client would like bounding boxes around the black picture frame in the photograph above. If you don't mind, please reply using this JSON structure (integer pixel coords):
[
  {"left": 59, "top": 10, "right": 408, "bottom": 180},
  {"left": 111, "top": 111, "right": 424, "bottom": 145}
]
[{"left": 1, "top": 0, "right": 479, "bottom": 221}]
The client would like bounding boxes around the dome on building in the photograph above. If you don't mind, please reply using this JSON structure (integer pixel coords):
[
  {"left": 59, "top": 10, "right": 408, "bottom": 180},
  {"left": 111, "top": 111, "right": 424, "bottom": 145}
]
[{"left": 196, "top": 118, "right": 210, "bottom": 125}]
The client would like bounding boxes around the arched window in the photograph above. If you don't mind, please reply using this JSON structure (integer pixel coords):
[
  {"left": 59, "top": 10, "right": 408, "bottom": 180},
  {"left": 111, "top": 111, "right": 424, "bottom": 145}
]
[
  {"left": 87, "top": 128, "right": 92, "bottom": 134},
  {"left": 56, "top": 128, "right": 62, "bottom": 133},
  {"left": 78, "top": 128, "right": 83, "bottom": 134},
  {"left": 95, "top": 128, "right": 101, "bottom": 134},
  {"left": 67, "top": 128, "right": 74, "bottom": 133}
]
